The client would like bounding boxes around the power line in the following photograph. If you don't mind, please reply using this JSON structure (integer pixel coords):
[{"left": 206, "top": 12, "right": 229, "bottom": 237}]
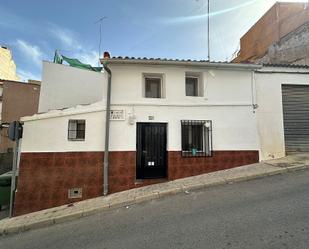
[{"left": 125, "top": 1, "right": 207, "bottom": 56}]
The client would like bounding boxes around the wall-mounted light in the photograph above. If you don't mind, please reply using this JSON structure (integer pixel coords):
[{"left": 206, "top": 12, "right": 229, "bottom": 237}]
[{"left": 128, "top": 114, "right": 136, "bottom": 125}]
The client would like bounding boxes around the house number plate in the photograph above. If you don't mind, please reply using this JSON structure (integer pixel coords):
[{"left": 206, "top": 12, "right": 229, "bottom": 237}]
[{"left": 110, "top": 110, "right": 126, "bottom": 121}]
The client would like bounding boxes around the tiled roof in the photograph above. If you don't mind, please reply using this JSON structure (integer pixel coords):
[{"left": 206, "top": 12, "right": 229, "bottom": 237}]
[
  {"left": 263, "top": 63, "right": 309, "bottom": 69},
  {"left": 101, "top": 56, "right": 262, "bottom": 69},
  {"left": 109, "top": 56, "right": 212, "bottom": 63},
  {"left": 105, "top": 57, "right": 309, "bottom": 69}
]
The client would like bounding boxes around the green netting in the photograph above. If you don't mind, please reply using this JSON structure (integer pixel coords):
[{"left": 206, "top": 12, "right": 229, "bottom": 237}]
[{"left": 53, "top": 51, "right": 102, "bottom": 72}]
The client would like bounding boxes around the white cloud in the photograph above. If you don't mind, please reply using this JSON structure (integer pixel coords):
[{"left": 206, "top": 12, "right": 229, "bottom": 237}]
[
  {"left": 48, "top": 24, "right": 82, "bottom": 49},
  {"left": 73, "top": 50, "right": 100, "bottom": 67},
  {"left": 160, "top": 0, "right": 259, "bottom": 25},
  {"left": 17, "top": 69, "right": 40, "bottom": 81},
  {"left": 15, "top": 39, "right": 45, "bottom": 67},
  {"left": 48, "top": 24, "right": 99, "bottom": 66}
]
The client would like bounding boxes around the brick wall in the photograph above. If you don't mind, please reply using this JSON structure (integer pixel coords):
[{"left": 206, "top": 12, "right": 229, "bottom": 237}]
[
  {"left": 0, "top": 151, "right": 13, "bottom": 174},
  {"left": 14, "top": 150, "right": 259, "bottom": 216},
  {"left": 0, "top": 80, "right": 40, "bottom": 153},
  {"left": 233, "top": 2, "right": 309, "bottom": 63}
]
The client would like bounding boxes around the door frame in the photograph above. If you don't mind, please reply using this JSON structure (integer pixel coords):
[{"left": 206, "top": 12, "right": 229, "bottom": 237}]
[{"left": 136, "top": 122, "right": 168, "bottom": 180}]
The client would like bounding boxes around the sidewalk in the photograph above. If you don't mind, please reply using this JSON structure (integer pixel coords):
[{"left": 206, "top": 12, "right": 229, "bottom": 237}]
[{"left": 1, "top": 154, "right": 309, "bottom": 236}]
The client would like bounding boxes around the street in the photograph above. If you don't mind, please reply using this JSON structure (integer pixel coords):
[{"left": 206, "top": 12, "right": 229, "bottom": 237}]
[{"left": 1, "top": 169, "right": 309, "bottom": 249}]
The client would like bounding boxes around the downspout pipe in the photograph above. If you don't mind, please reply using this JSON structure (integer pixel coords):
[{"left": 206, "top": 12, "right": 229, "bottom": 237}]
[{"left": 102, "top": 63, "right": 112, "bottom": 196}]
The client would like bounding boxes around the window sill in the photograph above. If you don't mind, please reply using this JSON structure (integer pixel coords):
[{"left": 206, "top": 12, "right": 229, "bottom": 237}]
[
  {"left": 181, "top": 151, "right": 212, "bottom": 158},
  {"left": 185, "top": 96, "right": 204, "bottom": 98}
]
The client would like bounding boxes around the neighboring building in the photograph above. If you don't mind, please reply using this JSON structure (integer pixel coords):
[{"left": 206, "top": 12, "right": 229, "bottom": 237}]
[
  {"left": 0, "top": 79, "right": 40, "bottom": 174},
  {"left": 255, "top": 64, "right": 309, "bottom": 159},
  {"left": 39, "top": 62, "right": 106, "bottom": 113},
  {"left": 0, "top": 46, "right": 20, "bottom": 81},
  {"left": 232, "top": 2, "right": 309, "bottom": 64},
  {"left": 12, "top": 57, "right": 309, "bottom": 216}
]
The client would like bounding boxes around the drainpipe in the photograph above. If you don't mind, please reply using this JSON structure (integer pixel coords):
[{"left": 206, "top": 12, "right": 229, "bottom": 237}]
[
  {"left": 102, "top": 53, "right": 112, "bottom": 196},
  {"left": 251, "top": 70, "right": 258, "bottom": 112}
]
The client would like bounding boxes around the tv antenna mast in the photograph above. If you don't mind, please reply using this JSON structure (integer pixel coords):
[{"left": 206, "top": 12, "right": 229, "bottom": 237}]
[
  {"left": 94, "top": 16, "right": 107, "bottom": 66},
  {"left": 207, "top": 0, "right": 210, "bottom": 61}
]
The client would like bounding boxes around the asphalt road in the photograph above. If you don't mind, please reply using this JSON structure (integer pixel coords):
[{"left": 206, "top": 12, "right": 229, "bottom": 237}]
[{"left": 1, "top": 169, "right": 309, "bottom": 249}]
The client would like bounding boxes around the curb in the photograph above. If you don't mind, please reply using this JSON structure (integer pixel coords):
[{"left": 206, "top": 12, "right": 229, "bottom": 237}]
[{"left": 0, "top": 164, "right": 307, "bottom": 236}]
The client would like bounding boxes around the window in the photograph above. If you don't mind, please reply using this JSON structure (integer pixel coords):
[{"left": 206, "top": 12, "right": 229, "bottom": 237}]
[
  {"left": 181, "top": 120, "right": 212, "bottom": 157},
  {"left": 185, "top": 73, "right": 203, "bottom": 97},
  {"left": 144, "top": 76, "right": 162, "bottom": 98},
  {"left": 186, "top": 77, "right": 198, "bottom": 96},
  {"left": 68, "top": 120, "right": 86, "bottom": 141}
]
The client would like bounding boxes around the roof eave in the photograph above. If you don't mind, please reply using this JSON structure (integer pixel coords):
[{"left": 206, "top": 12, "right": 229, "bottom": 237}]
[{"left": 100, "top": 58, "right": 262, "bottom": 70}]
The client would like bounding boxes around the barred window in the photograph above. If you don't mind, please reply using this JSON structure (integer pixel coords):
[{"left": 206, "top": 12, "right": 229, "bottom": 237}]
[
  {"left": 181, "top": 120, "right": 212, "bottom": 157},
  {"left": 68, "top": 120, "right": 86, "bottom": 141}
]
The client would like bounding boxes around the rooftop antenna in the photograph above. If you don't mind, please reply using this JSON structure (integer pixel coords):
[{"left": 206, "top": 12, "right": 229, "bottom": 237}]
[
  {"left": 207, "top": 0, "right": 210, "bottom": 61},
  {"left": 94, "top": 16, "right": 107, "bottom": 66}
]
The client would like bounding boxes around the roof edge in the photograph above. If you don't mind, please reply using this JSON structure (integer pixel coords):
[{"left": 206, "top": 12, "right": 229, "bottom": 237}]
[
  {"left": 100, "top": 58, "right": 262, "bottom": 70},
  {"left": 263, "top": 63, "right": 309, "bottom": 69}
]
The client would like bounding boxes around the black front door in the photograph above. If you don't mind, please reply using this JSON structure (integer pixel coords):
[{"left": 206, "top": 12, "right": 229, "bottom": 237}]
[{"left": 136, "top": 123, "right": 167, "bottom": 179}]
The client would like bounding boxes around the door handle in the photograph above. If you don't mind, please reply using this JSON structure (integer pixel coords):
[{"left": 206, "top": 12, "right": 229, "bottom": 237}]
[{"left": 142, "top": 150, "right": 147, "bottom": 154}]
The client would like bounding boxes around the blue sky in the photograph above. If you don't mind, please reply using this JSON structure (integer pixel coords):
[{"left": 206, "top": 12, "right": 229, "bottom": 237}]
[{"left": 0, "top": 0, "right": 307, "bottom": 81}]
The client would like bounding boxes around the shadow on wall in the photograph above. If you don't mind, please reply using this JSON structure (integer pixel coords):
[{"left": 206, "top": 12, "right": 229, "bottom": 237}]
[{"left": 0, "top": 150, "right": 13, "bottom": 175}]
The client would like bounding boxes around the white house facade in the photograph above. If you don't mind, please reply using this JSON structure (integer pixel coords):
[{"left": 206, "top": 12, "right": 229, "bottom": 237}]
[
  {"left": 13, "top": 58, "right": 309, "bottom": 216},
  {"left": 255, "top": 64, "right": 309, "bottom": 160}
]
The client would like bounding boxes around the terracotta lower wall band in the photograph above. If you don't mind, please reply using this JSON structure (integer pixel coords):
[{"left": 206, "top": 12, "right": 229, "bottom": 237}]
[{"left": 13, "top": 150, "right": 259, "bottom": 216}]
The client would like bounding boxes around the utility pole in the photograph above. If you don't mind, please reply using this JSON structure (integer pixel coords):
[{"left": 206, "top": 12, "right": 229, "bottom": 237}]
[
  {"left": 207, "top": 0, "right": 210, "bottom": 61},
  {"left": 8, "top": 121, "right": 23, "bottom": 217}
]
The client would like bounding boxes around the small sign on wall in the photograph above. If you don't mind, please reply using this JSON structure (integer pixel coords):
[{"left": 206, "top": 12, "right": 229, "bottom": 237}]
[{"left": 110, "top": 110, "right": 126, "bottom": 121}]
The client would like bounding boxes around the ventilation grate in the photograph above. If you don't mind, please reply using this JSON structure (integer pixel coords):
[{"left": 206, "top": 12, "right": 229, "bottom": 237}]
[{"left": 68, "top": 188, "right": 82, "bottom": 199}]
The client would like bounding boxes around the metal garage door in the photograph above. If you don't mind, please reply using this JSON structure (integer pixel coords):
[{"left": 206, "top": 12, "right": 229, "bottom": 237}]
[{"left": 282, "top": 84, "right": 309, "bottom": 153}]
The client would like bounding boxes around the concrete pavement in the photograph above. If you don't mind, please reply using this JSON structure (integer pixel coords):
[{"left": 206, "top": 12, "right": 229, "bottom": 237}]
[{"left": 0, "top": 153, "right": 308, "bottom": 236}]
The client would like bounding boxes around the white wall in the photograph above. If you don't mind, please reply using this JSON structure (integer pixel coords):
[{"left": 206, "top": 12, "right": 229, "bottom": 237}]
[
  {"left": 109, "top": 64, "right": 253, "bottom": 106},
  {"left": 39, "top": 62, "right": 107, "bottom": 113},
  {"left": 21, "top": 104, "right": 258, "bottom": 152},
  {"left": 21, "top": 64, "right": 259, "bottom": 153},
  {"left": 21, "top": 110, "right": 105, "bottom": 152},
  {"left": 256, "top": 68, "right": 309, "bottom": 160}
]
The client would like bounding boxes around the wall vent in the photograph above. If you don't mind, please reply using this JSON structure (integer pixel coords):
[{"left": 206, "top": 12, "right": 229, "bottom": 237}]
[{"left": 68, "top": 188, "right": 82, "bottom": 199}]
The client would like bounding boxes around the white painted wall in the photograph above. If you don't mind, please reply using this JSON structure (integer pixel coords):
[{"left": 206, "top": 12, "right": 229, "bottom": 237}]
[
  {"left": 39, "top": 62, "right": 107, "bottom": 113},
  {"left": 109, "top": 64, "right": 253, "bottom": 106},
  {"left": 21, "top": 64, "right": 259, "bottom": 153},
  {"left": 21, "top": 110, "right": 105, "bottom": 152},
  {"left": 21, "top": 104, "right": 258, "bottom": 152},
  {"left": 256, "top": 67, "right": 309, "bottom": 160}
]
